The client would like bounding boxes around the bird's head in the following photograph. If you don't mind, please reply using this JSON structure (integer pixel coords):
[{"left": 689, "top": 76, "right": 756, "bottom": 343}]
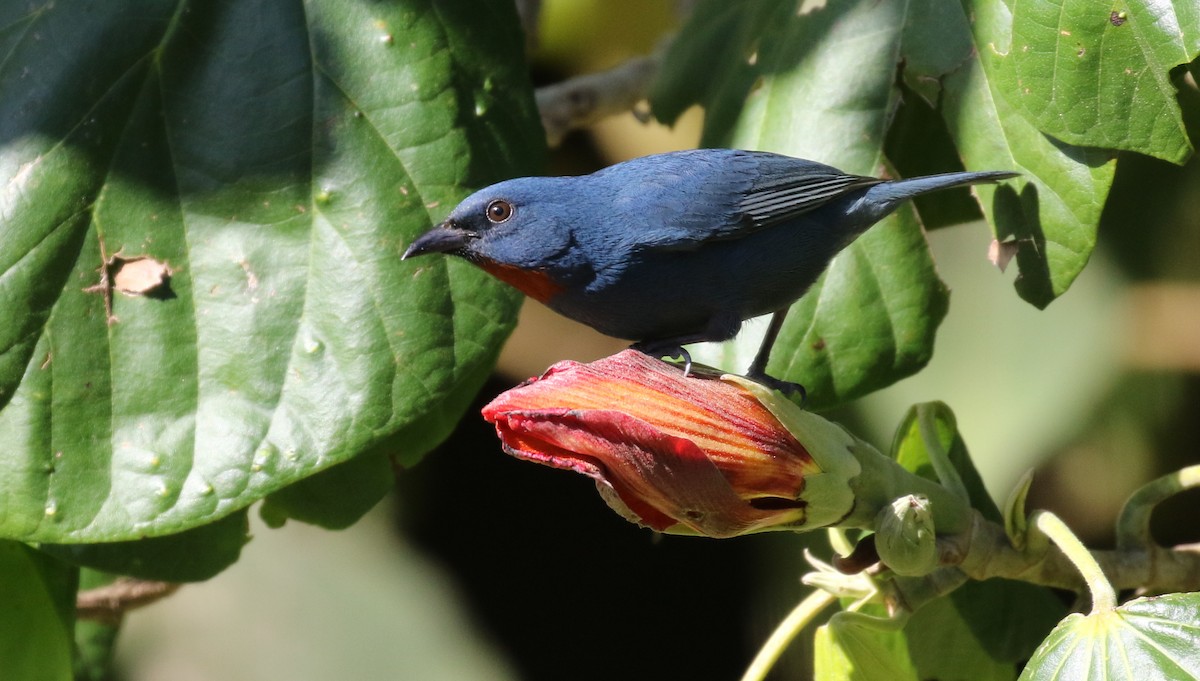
[{"left": 402, "top": 177, "right": 585, "bottom": 303}]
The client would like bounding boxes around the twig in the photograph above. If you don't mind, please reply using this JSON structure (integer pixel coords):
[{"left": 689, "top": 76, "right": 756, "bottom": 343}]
[
  {"left": 535, "top": 54, "right": 662, "bottom": 147},
  {"left": 76, "top": 578, "right": 180, "bottom": 625},
  {"left": 531, "top": 1, "right": 698, "bottom": 147}
]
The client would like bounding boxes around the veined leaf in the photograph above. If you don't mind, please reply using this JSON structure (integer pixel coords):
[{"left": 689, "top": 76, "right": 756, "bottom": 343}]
[
  {"left": 1019, "top": 592, "right": 1200, "bottom": 680},
  {"left": 0, "top": 0, "right": 543, "bottom": 543},
  {"left": 1003, "top": 0, "right": 1200, "bottom": 164},
  {"left": 905, "top": 0, "right": 1116, "bottom": 308}
]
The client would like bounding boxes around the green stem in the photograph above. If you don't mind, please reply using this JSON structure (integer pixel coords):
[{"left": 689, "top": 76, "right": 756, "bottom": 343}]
[
  {"left": 1116, "top": 464, "right": 1200, "bottom": 550},
  {"left": 916, "top": 404, "right": 969, "bottom": 501},
  {"left": 740, "top": 588, "right": 837, "bottom": 681},
  {"left": 949, "top": 510, "right": 1200, "bottom": 594},
  {"left": 1032, "top": 510, "right": 1116, "bottom": 613}
]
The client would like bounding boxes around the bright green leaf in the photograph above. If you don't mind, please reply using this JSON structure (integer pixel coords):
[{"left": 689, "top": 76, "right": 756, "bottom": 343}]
[
  {"left": 907, "top": 0, "right": 1116, "bottom": 308},
  {"left": 1003, "top": 0, "right": 1200, "bottom": 164},
  {"left": 0, "top": 541, "right": 75, "bottom": 681},
  {"left": 1019, "top": 592, "right": 1200, "bottom": 680},
  {"left": 0, "top": 1, "right": 542, "bottom": 543},
  {"left": 656, "top": 0, "right": 1140, "bottom": 387}
]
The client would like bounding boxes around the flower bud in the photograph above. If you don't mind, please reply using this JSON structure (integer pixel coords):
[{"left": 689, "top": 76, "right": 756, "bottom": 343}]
[
  {"left": 874, "top": 494, "right": 937, "bottom": 576},
  {"left": 481, "top": 350, "right": 862, "bottom": 538}
]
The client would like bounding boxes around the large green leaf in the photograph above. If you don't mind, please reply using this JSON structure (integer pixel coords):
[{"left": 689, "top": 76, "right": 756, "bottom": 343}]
[
  {"left": 0, "top": 0, "right": 543, "bottom": 543},
  {"left": 1002, "top": 0, "right": 1200, "bottom": 164},
  {"left": 0, "top": 541, "right": 75, "bottom": 681},
  {"left": 905, "top": 0, "right": 1116, "bottom": 308},
  {"left": 1019, "top": 592, "right": 1200, "bottom": 680}
]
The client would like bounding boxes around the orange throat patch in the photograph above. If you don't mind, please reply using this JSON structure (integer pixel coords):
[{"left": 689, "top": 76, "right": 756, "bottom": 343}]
[{"left": 476, "top": 260, "right": 564, "bottom": 304}]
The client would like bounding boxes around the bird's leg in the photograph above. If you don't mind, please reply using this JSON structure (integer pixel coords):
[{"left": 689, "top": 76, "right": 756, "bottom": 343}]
[
  {"left": 632, "top": 341, "right": 693, "bottom": 376},
  {"left": 747, "top": 309, "right": 808, "bottom": 404},
  {"left": 748, "top": 309, "right": 788, "bottom": 377}
]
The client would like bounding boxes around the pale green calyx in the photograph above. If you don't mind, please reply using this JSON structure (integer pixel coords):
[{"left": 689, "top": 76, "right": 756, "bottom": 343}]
[
  {"left": 875, "top": 494, "right": 937, "bottom": 576},
  {"left": 723, "top": 375, "right": 862, "bottom": 530}
]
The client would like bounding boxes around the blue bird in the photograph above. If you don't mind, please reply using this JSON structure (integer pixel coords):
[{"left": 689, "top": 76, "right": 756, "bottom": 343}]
[{"left": 404, "top": 149, "right": 1015, "bottom": 393}]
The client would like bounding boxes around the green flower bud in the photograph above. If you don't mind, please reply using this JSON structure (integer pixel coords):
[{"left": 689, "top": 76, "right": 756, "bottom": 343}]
[{"left": 874, "top": 494, "right": 937, "bottom": 576}]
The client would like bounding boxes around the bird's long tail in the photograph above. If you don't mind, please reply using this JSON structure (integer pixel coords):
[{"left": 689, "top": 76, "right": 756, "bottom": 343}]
[{"left": 871, "top": 170, "right": 1019, "bottom": 205}]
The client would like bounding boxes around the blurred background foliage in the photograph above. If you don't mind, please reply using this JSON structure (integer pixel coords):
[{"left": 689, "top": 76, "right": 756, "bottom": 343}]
[{"left": 111, "top": 1, "right": 1199, "bottom": 679}]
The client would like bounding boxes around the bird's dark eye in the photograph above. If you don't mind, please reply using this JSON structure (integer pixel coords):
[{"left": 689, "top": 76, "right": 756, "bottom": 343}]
[{"left": 486, "top": 199, "right": 514, "bottom": 223}]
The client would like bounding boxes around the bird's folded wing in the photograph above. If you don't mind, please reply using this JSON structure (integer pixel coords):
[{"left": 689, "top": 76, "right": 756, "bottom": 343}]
[
  {"left": 739, "top": 172, "right": 882, "bottom": 229},
  {"left": 617, "top": 151, "right": 883, "bottom": 254}
]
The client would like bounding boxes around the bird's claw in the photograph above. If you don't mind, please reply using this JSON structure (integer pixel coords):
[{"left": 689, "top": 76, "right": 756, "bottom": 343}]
[
  {"left": 632, "top": 342, "right": 693, "bottom": 376},
  {"left": 633, "top": 343, "right": 803, "bottom": 401},
  {"left": 746, "top": 371, "right": 807, "bottom": 406},
  {"left": 666, "top": 347, "right": 694, "bottom": 376}
]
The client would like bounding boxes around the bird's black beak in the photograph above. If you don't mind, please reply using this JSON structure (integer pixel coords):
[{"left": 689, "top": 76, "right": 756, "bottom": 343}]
[{"left": 402, "top": 221, "right": 472, "bottom": 259}]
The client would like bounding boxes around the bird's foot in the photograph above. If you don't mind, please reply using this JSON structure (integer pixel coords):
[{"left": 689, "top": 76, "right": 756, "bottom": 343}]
[
  {"left": 632, "top": 342, "right": 693, "bottom": 376},
  {"left": 746, "top": 371, "right": 807, "bottom": 406}
]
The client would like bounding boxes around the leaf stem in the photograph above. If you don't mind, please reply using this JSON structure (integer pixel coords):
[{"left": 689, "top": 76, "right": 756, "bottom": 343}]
[
  {"left": 915, "top": 404, "right": 969, "bottom": 501},
  {"left": 1116, "top": 464, "right": 1200, "bottom": 550},
  {"left": 740, "top": 588, "right": 837, "bottom": 681},
  {"left": 1032, "top": 511, "right": 1116, "bottom": 613}
]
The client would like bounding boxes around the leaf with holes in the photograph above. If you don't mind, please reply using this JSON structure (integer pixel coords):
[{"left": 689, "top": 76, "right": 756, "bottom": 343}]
[
  {"left": 902, "top": 0, "right": 1116, "bottom": 308},
  {"left": 1001, "top": 0, "right": 1200, "bottom": 165}
]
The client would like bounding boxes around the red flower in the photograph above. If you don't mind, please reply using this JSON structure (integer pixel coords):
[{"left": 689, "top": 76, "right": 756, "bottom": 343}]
[{"left": 482, "top": 350, "right": 846, "bottom": 538}]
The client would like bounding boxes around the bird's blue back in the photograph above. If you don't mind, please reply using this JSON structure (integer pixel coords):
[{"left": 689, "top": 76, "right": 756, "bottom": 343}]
[{"left": 447, "top": 148, "right": 1008, "bottom": 344}]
